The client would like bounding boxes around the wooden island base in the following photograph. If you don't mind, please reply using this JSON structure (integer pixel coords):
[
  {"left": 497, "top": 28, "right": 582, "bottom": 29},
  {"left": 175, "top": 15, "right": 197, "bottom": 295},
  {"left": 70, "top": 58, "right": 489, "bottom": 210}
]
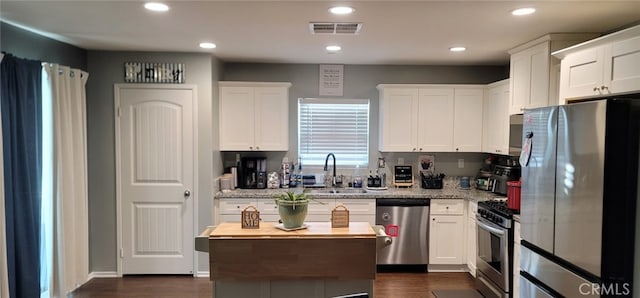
[{"left": 208, "top": 222, "right": 377, "bottom": 298}]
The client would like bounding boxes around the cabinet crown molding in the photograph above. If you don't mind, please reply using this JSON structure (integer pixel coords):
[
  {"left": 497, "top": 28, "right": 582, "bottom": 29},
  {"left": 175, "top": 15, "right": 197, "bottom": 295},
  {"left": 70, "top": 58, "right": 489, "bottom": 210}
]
[
  {"left": 508, "top": 33, "right": 600, "bottom": 54},
  {"left": 218, "top": 81, "right": 292, "bottom": 88},
  {"left": 376, "top": 84, "right": 486, "bottom": 90},
  {"left": 552, "top": 24, "right": 640, "bottom": 59}
]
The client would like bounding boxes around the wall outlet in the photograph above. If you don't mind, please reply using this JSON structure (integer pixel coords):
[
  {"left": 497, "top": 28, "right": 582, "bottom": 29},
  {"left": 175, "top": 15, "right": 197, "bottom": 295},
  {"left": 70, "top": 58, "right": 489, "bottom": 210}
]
[{"left": 458, "top": 159, "right": 464, "bottom": 168}]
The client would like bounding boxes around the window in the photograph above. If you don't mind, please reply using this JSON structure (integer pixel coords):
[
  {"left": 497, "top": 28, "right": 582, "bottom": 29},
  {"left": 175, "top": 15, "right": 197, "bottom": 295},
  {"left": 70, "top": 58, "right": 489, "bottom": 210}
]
[{"left": 298, "top": 98, "right": 370, "bottom": 167}]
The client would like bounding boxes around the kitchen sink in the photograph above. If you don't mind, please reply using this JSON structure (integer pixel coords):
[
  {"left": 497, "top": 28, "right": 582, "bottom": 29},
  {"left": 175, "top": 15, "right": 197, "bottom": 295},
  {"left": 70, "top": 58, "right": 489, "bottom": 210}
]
[{"left": 304, "top": 188, "right": 367, "bottom": 194}]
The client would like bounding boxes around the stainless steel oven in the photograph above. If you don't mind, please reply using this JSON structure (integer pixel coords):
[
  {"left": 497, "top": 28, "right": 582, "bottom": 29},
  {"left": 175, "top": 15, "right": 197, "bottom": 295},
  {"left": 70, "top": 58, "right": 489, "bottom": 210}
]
[{"left": 476, "top": 200, "right": 514, "bottom": 298}]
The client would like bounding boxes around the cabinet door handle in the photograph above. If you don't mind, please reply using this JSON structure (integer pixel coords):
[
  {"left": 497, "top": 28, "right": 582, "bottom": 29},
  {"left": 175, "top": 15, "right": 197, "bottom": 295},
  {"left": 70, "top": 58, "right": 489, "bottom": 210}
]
[
  {"left": 601, "top": 86, "right": 609, "bottom": 91},
  {"left": 413, "top": 148, "right": 417, "bottom": 151},
  {"left": 593, "top": 87, "right": 600, "bottom": 92},
  {"left": 419, "top": 148, "right": 423, "bottom": 151},
  {"left": 256, "top": 146, "right": 260, "bottom": 150},
  {"left": 249, "top": 146, "right": 253, "bottom": 150}
]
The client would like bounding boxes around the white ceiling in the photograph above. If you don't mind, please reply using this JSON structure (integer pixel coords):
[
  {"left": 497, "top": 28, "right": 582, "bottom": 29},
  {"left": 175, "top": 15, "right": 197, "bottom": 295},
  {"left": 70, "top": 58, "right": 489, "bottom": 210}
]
[{"left": 2, "top": 0, "right": 640, "bottom": 65}]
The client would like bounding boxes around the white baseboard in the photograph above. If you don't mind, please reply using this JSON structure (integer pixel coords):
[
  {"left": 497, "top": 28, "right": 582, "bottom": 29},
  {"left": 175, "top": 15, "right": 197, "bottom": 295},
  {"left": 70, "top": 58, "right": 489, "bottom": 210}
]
[
  {"left": 427, "top": 264, "right": 468, "bottom": 273},
  {"left": 88, "top": 271, "right": 119, "bottom": 279},
  {"left": 196, "top": 271, "right": 210, "bottom": 278}
]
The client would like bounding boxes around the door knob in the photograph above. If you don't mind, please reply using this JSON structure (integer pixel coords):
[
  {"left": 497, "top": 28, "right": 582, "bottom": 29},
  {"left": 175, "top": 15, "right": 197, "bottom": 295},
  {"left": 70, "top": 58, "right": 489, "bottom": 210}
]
[{"left": 184, "top": 190, "right": 191, "bottom": 198}]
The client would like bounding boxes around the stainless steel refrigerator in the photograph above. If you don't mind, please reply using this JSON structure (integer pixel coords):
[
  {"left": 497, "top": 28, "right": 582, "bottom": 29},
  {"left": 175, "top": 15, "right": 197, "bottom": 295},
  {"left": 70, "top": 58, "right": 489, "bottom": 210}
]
[{"left": 519, "top": 98, "right": 640, "bottom": 297}]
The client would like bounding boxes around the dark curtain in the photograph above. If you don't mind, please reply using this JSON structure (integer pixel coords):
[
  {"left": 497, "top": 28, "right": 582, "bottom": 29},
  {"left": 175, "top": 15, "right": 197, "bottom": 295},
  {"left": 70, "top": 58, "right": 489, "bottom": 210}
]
[{"left": 1, "top": 53, "right": 42, "bottom": 298}]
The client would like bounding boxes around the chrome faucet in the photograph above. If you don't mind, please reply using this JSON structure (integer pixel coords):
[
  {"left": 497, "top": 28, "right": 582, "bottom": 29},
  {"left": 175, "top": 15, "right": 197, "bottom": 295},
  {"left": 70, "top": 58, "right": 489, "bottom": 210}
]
[{"left": 324, "top": 153, "right": 337, "bottom": 187}]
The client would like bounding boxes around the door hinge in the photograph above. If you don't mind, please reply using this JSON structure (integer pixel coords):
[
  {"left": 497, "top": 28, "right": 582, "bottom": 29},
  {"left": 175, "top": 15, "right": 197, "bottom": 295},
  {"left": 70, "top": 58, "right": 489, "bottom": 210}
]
[{"left": 120, "top": 248, "right": 124, "bottom": 258}]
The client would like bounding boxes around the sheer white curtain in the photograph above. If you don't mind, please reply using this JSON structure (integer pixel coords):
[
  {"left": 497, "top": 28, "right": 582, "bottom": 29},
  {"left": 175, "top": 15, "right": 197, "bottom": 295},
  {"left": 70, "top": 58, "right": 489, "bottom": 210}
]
[{"left": 42, "top": 64, "right": 89, "bottom": 297}]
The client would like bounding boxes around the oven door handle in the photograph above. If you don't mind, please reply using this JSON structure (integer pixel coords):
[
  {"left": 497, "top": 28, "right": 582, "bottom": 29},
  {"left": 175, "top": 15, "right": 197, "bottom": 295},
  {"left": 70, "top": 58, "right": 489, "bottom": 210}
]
[{"left": 477, "top": 217, "right": 505, "bottom": 236}]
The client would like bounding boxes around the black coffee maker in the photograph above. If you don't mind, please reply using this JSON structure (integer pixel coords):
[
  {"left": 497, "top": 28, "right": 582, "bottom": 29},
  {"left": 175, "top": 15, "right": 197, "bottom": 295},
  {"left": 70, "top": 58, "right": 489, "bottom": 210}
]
[{"left": 239, "top": 157, "right": 267, "bottom": 189}]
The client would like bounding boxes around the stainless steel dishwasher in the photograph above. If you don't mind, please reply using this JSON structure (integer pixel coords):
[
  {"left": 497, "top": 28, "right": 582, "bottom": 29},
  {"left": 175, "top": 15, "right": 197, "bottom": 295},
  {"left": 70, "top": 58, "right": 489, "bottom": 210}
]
[{"left": 376, "top": 198, "right": 429, "bottom": 265}]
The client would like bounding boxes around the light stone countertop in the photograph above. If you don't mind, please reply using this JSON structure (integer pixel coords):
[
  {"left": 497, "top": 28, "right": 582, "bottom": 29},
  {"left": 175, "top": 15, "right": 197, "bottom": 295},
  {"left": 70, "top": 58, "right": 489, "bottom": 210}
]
[{"left": 215, "top": 182, "right": 504, "bottom": 202}]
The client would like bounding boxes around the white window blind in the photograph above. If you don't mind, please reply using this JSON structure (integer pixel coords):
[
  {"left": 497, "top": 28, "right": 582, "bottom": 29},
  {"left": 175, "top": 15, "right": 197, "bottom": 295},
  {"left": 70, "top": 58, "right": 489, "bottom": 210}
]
[{"left": 298, "top": 98, "right": 370, "bottom": 167}]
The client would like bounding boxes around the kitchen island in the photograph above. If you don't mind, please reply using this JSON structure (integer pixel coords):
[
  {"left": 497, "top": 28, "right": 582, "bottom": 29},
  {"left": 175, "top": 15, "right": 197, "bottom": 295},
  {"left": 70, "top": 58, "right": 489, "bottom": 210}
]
[{"left": 207, "top": 221, "right": 377, "bottom": 298}]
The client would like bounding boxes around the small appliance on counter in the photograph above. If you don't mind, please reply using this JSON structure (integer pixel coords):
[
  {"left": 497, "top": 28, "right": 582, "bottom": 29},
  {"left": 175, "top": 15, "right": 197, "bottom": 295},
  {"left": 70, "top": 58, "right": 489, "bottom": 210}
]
[
  {"left": 239, "top": 157, "right": 267, "bottom": 189},
  {"left": 475, "top": 169, "right": 493, "bottom": 191},
  {"left": 420, "top": 172, "right": 444, "bottom": 189},
  {"left": 488, "top": 164, "right": 520, "bottom": 195},
  {"left": 393, "top": 165, "right": 413, "bottom": 187}
]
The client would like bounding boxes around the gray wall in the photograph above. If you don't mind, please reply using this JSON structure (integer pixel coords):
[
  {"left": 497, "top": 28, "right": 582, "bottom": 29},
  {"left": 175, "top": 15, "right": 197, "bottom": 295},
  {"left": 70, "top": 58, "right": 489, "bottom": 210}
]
[
  {"left": 86, "top": 51, "right": 220, "bottom": 273},
  {"left": 221, "top": 63, "right": 509, "bottom": 178},
  {"left": 1, "top": 21, "right": 86, "bottom": 69}
]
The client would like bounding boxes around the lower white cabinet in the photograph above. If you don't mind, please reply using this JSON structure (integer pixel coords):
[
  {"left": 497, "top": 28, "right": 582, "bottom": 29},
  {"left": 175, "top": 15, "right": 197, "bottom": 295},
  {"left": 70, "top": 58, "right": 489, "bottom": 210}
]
[
  {"left": 466, "top": 200, "right": 478, "bottom": 277},
  {"left": 514, "top": 221, "right": 521, "bottom": 298},
  {"left": 216, "top": 197, "right": 375, "bottom": 225},
  {"left": 335, "top": 199, "right": 376, "bottom": 225},
  {"left": 429, "top": 199, "right": 465, "bottom": 265}
]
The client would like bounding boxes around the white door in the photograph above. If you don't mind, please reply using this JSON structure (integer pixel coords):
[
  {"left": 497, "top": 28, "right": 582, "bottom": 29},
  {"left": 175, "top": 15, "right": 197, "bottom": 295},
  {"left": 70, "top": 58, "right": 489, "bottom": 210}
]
[{"left": 116, "top": 85, "right": 195, "bottom": 274}]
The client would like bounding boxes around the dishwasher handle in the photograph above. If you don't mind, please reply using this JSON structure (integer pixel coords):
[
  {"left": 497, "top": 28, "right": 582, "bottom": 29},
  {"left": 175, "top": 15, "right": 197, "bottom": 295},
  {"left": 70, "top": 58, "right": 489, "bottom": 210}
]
[{"left": 376, "top": 198, "right": 429, "bottom": 206}]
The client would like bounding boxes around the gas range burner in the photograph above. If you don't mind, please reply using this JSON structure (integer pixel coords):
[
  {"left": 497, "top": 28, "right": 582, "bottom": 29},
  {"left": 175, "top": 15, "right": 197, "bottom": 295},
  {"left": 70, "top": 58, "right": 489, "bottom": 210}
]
[
  {"left": 478, "top": 200, "right": 515, "bottom": 229},
  {"left": 479, "top": 200, "right": 516, "bottom": 218}
]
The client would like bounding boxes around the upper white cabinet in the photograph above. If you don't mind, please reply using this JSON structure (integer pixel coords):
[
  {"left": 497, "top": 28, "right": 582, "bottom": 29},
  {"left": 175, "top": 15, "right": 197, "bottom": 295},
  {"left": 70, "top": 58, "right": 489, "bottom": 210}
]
[
  {"left": 418, "top": 88, "right": 454, "bottom": 151},
  {"left": 219, "top": 82, "right": 291, "bottom": 151},
  {"left": 453, "top": 88, "right": 484, "bottom": 152},
  {"left": 508, "top": 34, "right": 598, "bottom": 114},
  {"left": 378, "top": 87, "right": 420, "bottom": 152},
  {"left": 483, "top": 79, "right": 510, "bottom": 154},
  {"left": 554, "top": 25, "right": 640, "bottom": 102},
  {"left": 378, "top": 84, "right": 483, "bottom": 152}
]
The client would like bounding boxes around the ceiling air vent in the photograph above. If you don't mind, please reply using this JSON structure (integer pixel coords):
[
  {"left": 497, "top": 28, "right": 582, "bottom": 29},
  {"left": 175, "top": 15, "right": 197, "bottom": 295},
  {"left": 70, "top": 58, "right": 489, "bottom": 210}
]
[{"left": 309, "top": 22, "right": 363, "bottom": 35}]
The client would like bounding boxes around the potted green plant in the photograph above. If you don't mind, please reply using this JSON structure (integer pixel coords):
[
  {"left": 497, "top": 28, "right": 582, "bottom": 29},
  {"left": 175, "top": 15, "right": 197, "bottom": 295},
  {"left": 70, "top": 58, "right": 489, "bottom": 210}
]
[{"left": 274, "top": 191, "right": 313, "bottom": 229}]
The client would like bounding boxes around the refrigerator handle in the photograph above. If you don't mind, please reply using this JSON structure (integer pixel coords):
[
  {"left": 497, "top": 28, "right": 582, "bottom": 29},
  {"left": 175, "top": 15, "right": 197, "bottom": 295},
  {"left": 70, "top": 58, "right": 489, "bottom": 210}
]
[{"left": 521, "top": 131, "right": 533, "bottom": 167}]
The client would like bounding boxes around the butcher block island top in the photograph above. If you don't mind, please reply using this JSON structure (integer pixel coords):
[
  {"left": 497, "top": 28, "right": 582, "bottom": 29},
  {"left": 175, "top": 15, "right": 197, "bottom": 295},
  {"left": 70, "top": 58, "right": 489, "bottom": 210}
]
[
  {"left": 208, "top": 222, "right": 377, "bottom": 284},
  {"left": 209, "top": 221, "right": 376, "bottom": 239}
]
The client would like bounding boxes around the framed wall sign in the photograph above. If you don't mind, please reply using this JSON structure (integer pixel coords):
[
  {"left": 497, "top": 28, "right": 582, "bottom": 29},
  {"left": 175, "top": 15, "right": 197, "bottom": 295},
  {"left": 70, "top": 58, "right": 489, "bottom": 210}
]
[
  {"left": 124, "top": 62, "right": 185, "bottom": 83},
  {"left": 319, "top": 64, "right": 344, "bottom": 96}
]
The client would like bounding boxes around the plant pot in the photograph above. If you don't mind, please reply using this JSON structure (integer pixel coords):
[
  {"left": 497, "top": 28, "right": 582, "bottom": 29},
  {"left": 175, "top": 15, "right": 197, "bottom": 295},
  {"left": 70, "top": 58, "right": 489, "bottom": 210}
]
[{"left": 276, "top": 199, "right": 309, "bottom": 229}]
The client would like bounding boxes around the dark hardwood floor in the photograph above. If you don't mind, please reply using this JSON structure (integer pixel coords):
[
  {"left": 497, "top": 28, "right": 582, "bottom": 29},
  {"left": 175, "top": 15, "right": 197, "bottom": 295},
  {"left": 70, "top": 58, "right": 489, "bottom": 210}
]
[{"left": 70, "top": 272, "right": 476, "bottom": 298}]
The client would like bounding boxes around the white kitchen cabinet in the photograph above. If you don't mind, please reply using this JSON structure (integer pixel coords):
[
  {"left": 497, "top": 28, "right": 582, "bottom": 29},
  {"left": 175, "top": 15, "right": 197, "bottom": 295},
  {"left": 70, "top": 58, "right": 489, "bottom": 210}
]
[
  {"left": 335, "top": 199, "right": 376, "bottom": 225},
  {"left": 429, "top": 199, "right": 465, "bottom": 265},
  {"left": 514, "top": 221, "right": 521, "bottom": 298},
  {"left": 466, "top": 200, "right": 478, "bottom": 277},
  {"left": 378, "top": 87, "right": 419, "bottom": 151},
  {"left": 216, "top": 197, "right": 372, "bottom": 225},
  {"left": 418, "top": 88, "right": 454, "bottom": 151},
  {"left": 556, "top": 27, "right": 640, "bottom": 101},
  {"left": 217, "top": 198, "right": 258, "bottom": 224},
  {"left": 219, "top": 82, "right": 291, "bottom": 151},
  {"left": 378, "top": 85, "right": 482, "bottom": 152},
  {"left": 483, "top": 79, "right": 510, "bottom": 154},
  {"left": 508, "top": 34, "right": 598, "bottom": 114},
  {"left": 453, "top": 88, "right": 484, "bottom": 152}
]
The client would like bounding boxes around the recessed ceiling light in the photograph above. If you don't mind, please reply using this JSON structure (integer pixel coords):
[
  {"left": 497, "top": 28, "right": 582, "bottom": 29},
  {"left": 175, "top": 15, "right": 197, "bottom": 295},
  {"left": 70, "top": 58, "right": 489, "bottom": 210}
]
[
  {"left": 144, "top": 2, "right": 169, "bottom": 12},
  {"left": 329, "top": 6, "right": 355, "bottom": 15},
  {"left": 449, "top": 47, "right": 466, "bottom": 52},
  {"left": 511, "top": 7, "right": 536, "bottom": 16},
  {"left": 326, "top": 45, "right": 342, "bottom": 52},
  {"left": 199, "top": 42, "right": 217, "bottom": 49}
]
